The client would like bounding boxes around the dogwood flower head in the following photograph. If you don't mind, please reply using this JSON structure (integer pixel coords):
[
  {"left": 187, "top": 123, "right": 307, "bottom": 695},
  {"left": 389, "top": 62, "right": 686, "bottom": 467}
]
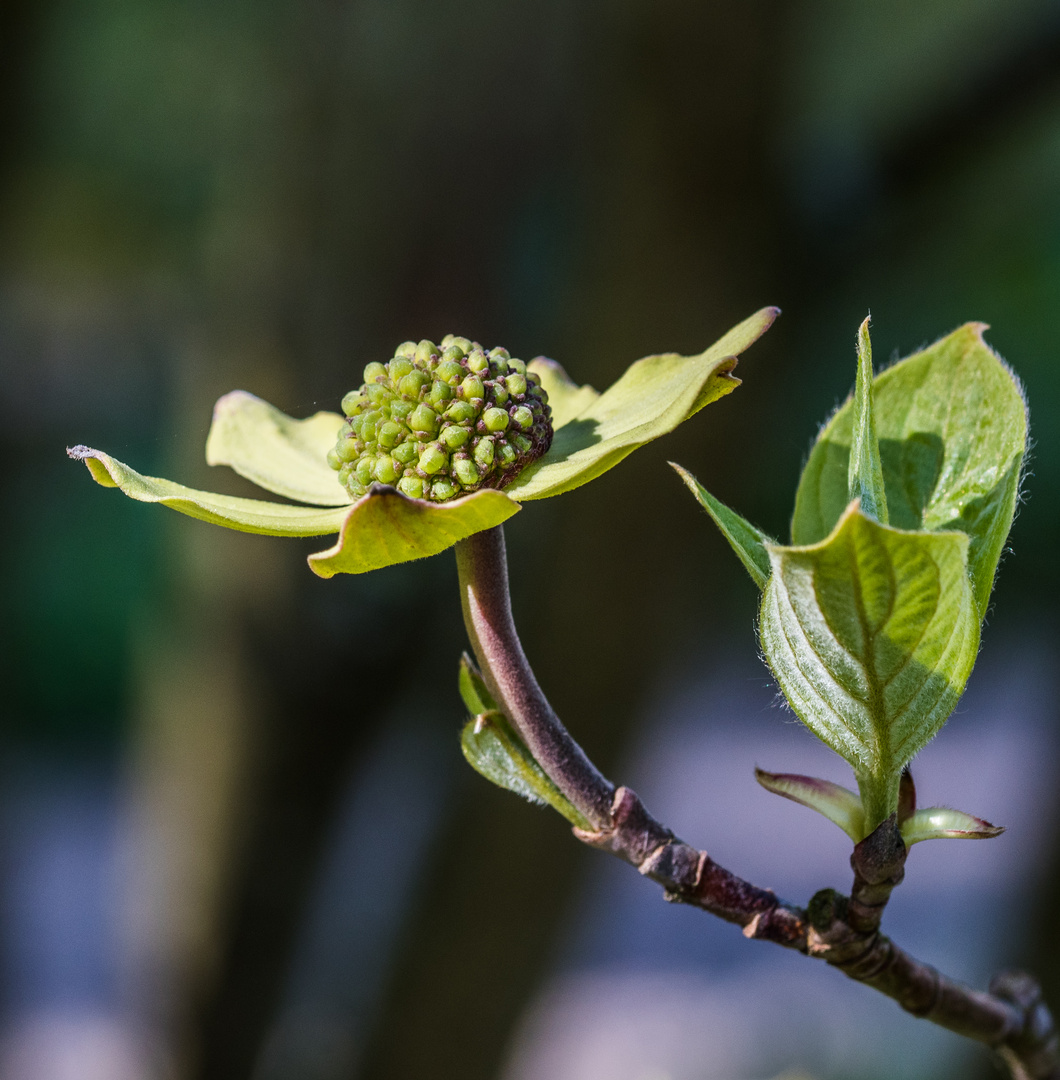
[
  {"left": 69, "top": 307, "right": 777, "bottom": 577},
  {"left": 331, "top": 335, "right": 553, "bottom": 502}
]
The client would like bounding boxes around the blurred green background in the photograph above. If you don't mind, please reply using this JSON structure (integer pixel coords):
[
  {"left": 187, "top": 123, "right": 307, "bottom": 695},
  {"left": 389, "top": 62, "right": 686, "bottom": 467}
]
[{"left": 3, "top": 2, "right": 1060, "bottom": 1079}]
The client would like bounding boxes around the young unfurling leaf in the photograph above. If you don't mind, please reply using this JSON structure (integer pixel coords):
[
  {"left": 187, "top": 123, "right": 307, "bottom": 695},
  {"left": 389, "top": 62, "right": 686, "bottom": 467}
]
[
  {"left": 846, "top": 318, "right": 888, "bottom": 524},
  {"left": 759, "top": 503, "right": 980, "bottom": 832},
  {"left": 792, "top": 323, "right": 1026, "bottom": 617}
]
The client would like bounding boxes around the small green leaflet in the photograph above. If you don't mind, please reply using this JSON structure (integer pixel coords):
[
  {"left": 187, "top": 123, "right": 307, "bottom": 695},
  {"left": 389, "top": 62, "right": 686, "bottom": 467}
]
[
  {"left": 460, "top": 713, "right": 591, "bottom": 828},
  {"left": 792, "top": 323, "right": 1026, "bottom": 617},
  {"left": 759, "top": 502, "right": 980, "bottom": 831},
  {"left": 458, "top": 655, "right": 591, "bottom": 829},
  {"left": 755, "top": 768, "right": 866, "bottom": 841},
  {"left": 670, "top": 463, "right": 773, "bottom": 589},
  {"left": 458, "top": 653, "right": 498, "bottom": 715},
  {"left": 900, "top": 807, "right": 1003, "bottom": 845}
]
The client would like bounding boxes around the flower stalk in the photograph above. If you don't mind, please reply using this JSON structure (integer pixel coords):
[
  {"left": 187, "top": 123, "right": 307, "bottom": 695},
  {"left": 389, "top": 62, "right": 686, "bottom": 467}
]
[{"left": 454, "top": 525, "right": 615, "bottom": 829}]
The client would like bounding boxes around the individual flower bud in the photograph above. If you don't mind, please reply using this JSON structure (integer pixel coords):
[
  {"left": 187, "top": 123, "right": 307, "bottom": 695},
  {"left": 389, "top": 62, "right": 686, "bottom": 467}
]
[
  {"left": 389, "top": 357, "right": 414, "bottom": 380},
  {"left": 431, "top": 477, "right": 458, "bottom": 500},
  {"left": 461, "top": 375, "right": 485, "bottom": 401},
  {"left": 355, "top": 457, "right": 375, "bottom": 486},
  {"left": 377, "top": 421, "right": 403, "bottom": 449},
  {"left": 331, "top": 335, "right": 553, "bottom": 501},
  {"left": 441, "top": 424, "right": 469, "bottom": 450},
  {"left": 418, "top": 444, "right": 449, "bottom": 475},
  {"left": 473, "top": 437, "right": 495, "bottom": 467},
  {"left": 426, "top": 380, "right": 453, "bottom": 408},
  {"left": 399, "top": 371, "right": 430, "bottom": 398},
  {"left": 453, "top": 456, "right": 481, "bottom": 487},
  {"left": 336, "top": 437, "right": 360, "bottom": 463},
  {"left": 373, "top": 455, "right": 400, "bottom": 484},
  {"left": 483, "top": 407, "right": 509, "bottom": 432},
  {"left": 392, "top": 440, "right": 418, "bottom": 464},
  {"left": 466, "top": 349, "right": 489, "bottom": 373},
  {"left": 440, "top": 352, "right": 465, "bottom": 373},
  {"left": 409, "top": 403, "right": 439, "bottom": 434}
]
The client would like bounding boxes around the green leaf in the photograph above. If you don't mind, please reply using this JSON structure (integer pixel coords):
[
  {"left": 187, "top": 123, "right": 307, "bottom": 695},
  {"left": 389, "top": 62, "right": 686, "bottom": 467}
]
[
  {"left": 670, "top": 462, "right": 773, "bottom": 589},
  {"left": 900, "top": 806, "right": 1004, "bottom": 845},
  {"left": 754, "top": 768, "right": 866, "bottom": 841},
  {"left": 792, "top": 323, "right": 1026, "bottom": 616},
  {"left": 759, "top": 502, "right": 980, "bottom": 831},
  {"left": 505, "top": 307, "right": 779, "bottom": 501},
  {"left": 847, "top": 318, "right": 888, "bottom": 524},
  {"left": 461, "top": 711, "right": 592, "bottom": 829},
  {"left": 458, "top": 652, "right": 498, "bottom": 715},
  {"left": 307, "top": 486, "right": 520, "bottom": 577},
  {"left": 68, "top": 446, "right": 350, "bottom": 535},
  {"left": 205, "top": 391, "right": 350, "bottom": 506}
]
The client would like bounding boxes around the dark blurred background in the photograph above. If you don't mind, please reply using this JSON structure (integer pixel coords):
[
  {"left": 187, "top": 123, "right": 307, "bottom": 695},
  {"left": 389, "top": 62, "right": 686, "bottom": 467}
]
[{"left": 3, "top": 2, "right": 1060, "bottom": 1079}]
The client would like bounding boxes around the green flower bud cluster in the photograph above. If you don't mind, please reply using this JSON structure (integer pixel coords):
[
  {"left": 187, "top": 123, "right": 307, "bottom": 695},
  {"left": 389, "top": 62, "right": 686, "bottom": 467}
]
[{"left": 329, "top": 335, "right": 553, "bottom": 502}]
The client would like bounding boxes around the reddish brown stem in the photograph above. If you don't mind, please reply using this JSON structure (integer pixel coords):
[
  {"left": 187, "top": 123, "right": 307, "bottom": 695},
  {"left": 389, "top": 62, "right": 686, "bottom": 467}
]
[{"left": 453, "top": 526, "right": 1060, "bottom": 1079}]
